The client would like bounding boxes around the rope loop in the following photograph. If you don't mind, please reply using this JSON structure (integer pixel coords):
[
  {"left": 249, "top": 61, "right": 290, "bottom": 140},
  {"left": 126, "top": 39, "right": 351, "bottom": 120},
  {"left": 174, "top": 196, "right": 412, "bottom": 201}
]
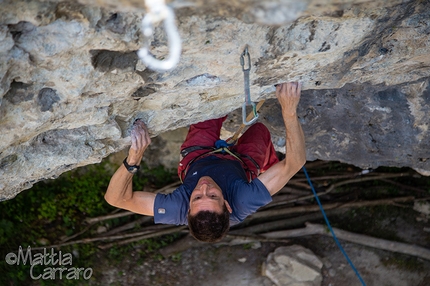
[{"left": 138, "top": 0, "right": 182, "bottom": 71}]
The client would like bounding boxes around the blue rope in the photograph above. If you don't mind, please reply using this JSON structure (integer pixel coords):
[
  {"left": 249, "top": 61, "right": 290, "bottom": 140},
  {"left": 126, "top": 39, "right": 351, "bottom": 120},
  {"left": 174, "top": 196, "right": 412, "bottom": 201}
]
[{"left": 302, "top": 166, "right": 367, "bottom": 286}]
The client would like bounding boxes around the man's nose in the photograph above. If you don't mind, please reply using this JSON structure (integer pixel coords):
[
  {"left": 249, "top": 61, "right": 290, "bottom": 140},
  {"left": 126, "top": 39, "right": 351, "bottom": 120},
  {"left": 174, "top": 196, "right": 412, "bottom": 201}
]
[{"left": 199, "top": 183, "right": 208, "bottom": 193}]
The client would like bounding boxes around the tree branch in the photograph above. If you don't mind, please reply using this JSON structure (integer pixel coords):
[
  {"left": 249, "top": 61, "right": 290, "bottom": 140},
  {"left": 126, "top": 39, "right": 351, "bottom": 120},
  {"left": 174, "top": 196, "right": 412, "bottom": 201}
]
[
  {"left": 283, "top": 173, "right": 411, "bottom": 204},
  {"left": 99, "top": 226, "right": 186, "bottom": 249},
  {"left": 261, "top": 222, "right": 430, "bottom": 261},
  {"left": 85, "top": 211, "right": 135, "bottom": 224},
  {"left": 250, "top": 196, "right": 415, "bottom": 220}
]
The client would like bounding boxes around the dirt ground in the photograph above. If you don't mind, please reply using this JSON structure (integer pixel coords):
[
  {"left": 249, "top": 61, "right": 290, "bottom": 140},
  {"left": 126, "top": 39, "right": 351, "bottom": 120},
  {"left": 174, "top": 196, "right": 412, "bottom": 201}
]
[
  {"left": 91, "top": 238, "right": 430, "bottom": 286},
  {"left": 91, "top": 207, "right": 430, "bottom": 286}
]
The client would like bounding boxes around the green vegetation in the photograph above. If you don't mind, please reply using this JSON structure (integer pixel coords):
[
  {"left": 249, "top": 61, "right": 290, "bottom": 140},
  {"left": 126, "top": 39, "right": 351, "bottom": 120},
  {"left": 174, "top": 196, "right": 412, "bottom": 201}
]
[{"left": 0, "top": 159, "right": 176, "bottom": 285}]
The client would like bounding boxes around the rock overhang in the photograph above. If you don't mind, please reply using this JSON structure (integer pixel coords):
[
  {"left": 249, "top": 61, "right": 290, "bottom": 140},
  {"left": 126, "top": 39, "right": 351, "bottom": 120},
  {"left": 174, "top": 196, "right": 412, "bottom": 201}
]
[{"left": 0, "top": 0, "right": 429, "bottom": 200}]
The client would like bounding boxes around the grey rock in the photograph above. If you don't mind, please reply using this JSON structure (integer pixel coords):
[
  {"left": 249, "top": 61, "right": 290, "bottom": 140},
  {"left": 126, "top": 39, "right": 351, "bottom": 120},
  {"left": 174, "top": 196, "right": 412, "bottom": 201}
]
[
  {"left": 0, "top": 0, "right": 429, "bottom": 199},
  {"left": 262, "top": 245, "right": 323, "bottom": 286},
  {"left": 413, "top": 201, "right": 430, "bottom": 216}
]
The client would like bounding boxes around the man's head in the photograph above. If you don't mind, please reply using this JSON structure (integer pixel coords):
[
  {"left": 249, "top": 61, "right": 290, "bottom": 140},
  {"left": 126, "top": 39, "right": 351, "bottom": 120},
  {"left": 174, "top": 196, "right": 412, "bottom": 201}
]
[{"left": 187, "top": 176, "right": 232, "bottom": 242}]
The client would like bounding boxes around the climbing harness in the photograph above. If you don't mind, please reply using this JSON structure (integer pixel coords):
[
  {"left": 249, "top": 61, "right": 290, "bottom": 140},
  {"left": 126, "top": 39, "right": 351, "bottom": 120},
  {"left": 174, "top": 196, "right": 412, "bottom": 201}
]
[
  {"left": 240, "top": 46, "right": 259, "bottom": 125},
  {"left": 138, "top": 0, "right": 182, "bottom": 71},
  {"left": 180, "top": 140, "right": 261, "bottom": 183},
  {"left": 179, "top": 139, "right": 261, "bottom": 183},
  {"left": 303, "top": 166, "right": 367, "bottom": 286}
]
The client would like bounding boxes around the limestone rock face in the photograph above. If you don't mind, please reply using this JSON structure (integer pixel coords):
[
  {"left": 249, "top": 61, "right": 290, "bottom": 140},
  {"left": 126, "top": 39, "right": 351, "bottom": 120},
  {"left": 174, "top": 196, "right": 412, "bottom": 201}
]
[{"left": 0, "top": 0, "right": 429, "bottom": 199}]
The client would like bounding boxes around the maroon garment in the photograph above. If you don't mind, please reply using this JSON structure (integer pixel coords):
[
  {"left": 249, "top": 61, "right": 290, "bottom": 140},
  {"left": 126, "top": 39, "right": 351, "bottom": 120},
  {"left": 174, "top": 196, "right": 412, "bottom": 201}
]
[{"left": 178, "top": 116, "right": 279, "bottom": 181}]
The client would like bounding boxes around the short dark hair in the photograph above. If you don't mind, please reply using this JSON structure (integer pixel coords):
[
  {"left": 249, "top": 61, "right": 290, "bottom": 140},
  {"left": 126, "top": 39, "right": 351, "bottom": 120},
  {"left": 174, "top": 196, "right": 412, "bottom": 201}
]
[{"left": 187, "top": 204, "right": 230, "bottom": 243}]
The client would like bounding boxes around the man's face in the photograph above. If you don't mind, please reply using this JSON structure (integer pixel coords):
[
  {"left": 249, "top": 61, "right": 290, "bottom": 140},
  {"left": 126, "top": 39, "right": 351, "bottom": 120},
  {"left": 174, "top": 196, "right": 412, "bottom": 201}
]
[{"left": 189, "top": 176, "right": 232, "bottom": 216}]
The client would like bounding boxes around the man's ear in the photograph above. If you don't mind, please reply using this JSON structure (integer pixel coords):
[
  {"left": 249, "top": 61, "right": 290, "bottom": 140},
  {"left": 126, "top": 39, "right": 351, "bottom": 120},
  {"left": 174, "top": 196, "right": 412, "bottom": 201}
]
[{"left": 225, "top": 201, "right": 232, "bottom": 213}]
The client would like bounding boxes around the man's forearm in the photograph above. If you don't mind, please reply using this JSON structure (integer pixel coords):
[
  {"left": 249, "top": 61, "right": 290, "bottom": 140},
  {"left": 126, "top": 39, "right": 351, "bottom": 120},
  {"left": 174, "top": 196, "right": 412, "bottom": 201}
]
[
  {"left": 104, "top": 120, "right": 156, "bottom": 215},
  {"left": 282, "top": 110, "right": 306, "bottom": 172},
  {"left": 105, "top": 165, "right": 134, "bottom": 207},
  {"left": 258, "top": 82, "right": 305, "bottom": 196},
  {"left": 257, "top": 112, "right": 306, "bottom": 195},
  {"left": 105, "top": 119, "right": 148, "bottom": 206}
]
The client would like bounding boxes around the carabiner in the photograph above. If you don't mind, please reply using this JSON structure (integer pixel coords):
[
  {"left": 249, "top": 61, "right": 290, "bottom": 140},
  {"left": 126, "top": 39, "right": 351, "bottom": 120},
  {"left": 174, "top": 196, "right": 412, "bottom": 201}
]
[
  {"left": 137, "top": 2, "right": 182, "bottom": 71},
  {"left": 242, "top": 101, "right": 259, "bottom": 125},
  {"left": 240, "top": 46, "right": 251, "bottom": 71}
]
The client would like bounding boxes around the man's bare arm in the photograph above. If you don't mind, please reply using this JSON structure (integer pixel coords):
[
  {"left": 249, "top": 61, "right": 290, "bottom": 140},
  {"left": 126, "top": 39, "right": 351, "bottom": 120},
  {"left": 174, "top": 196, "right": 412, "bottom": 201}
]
[
  {"left": 104, "top": 120, "right": 156, "bottom": 216},
  {"left": 258, "top": 82, "right": 306, "bottom": 196}
]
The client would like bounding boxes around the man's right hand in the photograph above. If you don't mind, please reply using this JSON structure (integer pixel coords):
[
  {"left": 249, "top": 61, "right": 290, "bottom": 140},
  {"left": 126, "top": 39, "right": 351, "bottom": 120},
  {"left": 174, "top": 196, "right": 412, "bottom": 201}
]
[{"left": 127, "top": 119, "right": 151, "bottom": 166}]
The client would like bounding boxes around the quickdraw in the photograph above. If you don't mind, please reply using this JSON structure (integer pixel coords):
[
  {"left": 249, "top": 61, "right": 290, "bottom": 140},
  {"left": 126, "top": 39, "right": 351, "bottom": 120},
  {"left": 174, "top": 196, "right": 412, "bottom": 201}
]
[{"left": 240, "top": 46, "right": 259, "bottom": 125}]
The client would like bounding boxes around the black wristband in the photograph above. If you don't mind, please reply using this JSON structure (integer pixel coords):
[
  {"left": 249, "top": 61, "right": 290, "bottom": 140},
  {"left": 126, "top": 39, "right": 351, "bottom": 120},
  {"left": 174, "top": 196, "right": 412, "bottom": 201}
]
[{"left": 123, "top": 157, "right": 140, "bottom": 174}]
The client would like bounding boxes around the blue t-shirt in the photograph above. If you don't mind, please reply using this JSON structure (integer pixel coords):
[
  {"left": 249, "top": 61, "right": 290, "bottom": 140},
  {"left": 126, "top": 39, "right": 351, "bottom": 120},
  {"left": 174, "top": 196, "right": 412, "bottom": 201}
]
[{"left": 153, "top": 156, "right": 272, "bottom": 226}]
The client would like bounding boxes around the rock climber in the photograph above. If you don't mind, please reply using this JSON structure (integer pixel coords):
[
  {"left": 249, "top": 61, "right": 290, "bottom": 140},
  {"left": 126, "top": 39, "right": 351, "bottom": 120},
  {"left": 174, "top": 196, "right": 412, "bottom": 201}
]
[{"left": 105, "top": 82, "right": 306, "bottom": 242}]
